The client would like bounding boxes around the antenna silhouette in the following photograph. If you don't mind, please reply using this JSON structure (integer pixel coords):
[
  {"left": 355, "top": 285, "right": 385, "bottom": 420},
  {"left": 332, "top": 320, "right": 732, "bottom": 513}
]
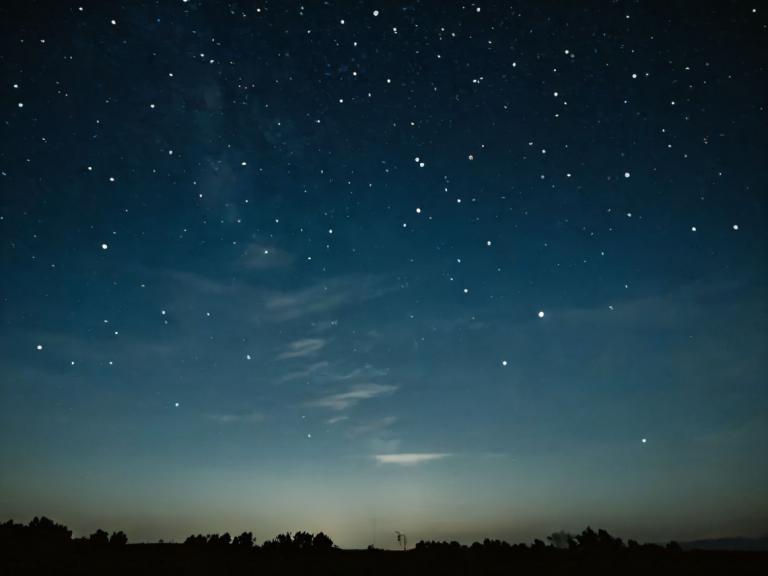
[{"left": 395, "top": 531, "right": 407, "bottom": 551}]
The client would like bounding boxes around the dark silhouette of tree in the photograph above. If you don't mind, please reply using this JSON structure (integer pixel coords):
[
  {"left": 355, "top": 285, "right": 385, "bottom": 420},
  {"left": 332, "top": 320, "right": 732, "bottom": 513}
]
[
  {"left": 293, "top": 530, "right": 313, "bottom": 551},
  {"left": 263, "top": 532, "right": 294, "bottom": 552},
  {"left": 296, "top": 531, "right": 313, "bottom": 551},
  {"left": 88, "top": 529, "right": 109, "bottom": 547},
  {"left": 531, "top": 538, "right": 547, "bottom": 551},
  {"left": 572, "top": 526, "right": 624, "bottom": 552},
  {"left": 416, "top": 539, "right": 467, "bottom": 553},
  {"left": 0, "top": 519, "right": 28, "bottom": 548},
  {"left": 27, "top": 516, "right": 72, "bottom": 546},
  {"left": 547, "top": 530, "right": 573, "bottom": 549},
  {"left": 109, "top": 531, "right": 128, "bottom": 546},
  {"left": 666, "top": 540, "right": 682, "bottom": 552},
  {"left": 261, "top": 531, "right": 335, "bottom": 553},
  {"left": 274, "top": 532, "right": 292, "bottom": 548},
  {"left": 483, "top": 537, "right": 512, "bottom": 552},
  {"left": 312, "top": 532, "right": 334, "bottom": 551},
  {"left": 183, "top": 534, "right": 207, "bottom": 546},
  {"left": 206, "top": 532, "right": 231, "bottom": 546},
  {"left": 232, "top": 531, "right": 254, "bottom": 547}
]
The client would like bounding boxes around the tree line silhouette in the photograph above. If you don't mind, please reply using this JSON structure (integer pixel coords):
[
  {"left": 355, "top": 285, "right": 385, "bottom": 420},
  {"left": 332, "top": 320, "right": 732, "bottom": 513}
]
[
  {"left": 183, "top": 529, "right": 334, "bottom": 552},
  {"left": 1, "top": 516, "right": 764, "bottom": 575},
  {"left": 1, "top": 517, "right": 680, "bottom": 553},
  {"left": 1, "top": 516, "right": 127, "bottom": 549}
]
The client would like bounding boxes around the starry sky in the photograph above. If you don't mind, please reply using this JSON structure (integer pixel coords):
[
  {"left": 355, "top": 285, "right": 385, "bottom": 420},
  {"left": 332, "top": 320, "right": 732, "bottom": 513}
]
[{"left": 1, "top": 1, "right": 767, "bottom": 547}]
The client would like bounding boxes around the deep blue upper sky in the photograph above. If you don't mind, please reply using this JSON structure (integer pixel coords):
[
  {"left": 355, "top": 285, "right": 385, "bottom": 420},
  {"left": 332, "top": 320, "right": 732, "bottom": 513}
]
[{"left": 1, "top": 1, "right": 766, "bottom": 546}]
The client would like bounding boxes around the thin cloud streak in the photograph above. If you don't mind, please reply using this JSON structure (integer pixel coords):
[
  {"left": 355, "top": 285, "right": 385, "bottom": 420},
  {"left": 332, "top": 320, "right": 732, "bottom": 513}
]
[
  {"left": 310, "top": 383, "right": 397, "bottom": 410},
  {"left": 280, "top": 362, "right": 387, "bottom": 384},
  {"left": 348, "top": 416, "right": 398, "bottom": 437},
  {"left": 373, "top": 453, "right": 450, "bottom": 465},
  {"left": 263, "top": 276, "right": 395, "bottom": 321},
  {"left": 207, "top": 411, "right": 264, "bottom": 424},
  {"left": 326, "top": 415, "right": 350, "bottom": 425},
  {"left": 277, "top": 338, "right": 326, "bottom": 359},
  {"left": 279, "top": 361, "right": 331, "bottom": 382}
]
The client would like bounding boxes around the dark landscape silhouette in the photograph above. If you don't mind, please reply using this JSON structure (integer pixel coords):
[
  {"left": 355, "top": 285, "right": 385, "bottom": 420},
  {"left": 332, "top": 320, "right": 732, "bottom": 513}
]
[{"left": 1, "top": 516, "right": 766, "bottom": 575}]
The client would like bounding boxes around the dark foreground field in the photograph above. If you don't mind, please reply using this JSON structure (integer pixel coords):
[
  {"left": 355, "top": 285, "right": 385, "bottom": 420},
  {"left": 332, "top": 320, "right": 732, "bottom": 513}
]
[
  {"left": 3, "top": 544, "right": 767, "bottom": 576},
  {"left": 2, "top": 518, "right": 766, "bottom": 575}
]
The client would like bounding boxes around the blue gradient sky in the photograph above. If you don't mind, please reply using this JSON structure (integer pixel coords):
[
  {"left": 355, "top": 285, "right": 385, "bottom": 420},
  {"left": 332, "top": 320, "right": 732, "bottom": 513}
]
[{"left": 1, "top": 1, "right": 766, "bottom": 546}]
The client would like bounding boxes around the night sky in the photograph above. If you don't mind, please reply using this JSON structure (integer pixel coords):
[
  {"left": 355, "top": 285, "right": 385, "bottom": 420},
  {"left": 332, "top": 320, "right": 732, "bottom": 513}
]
[{"left": 1, "top": 1, "right": 767, "bottom": 547}]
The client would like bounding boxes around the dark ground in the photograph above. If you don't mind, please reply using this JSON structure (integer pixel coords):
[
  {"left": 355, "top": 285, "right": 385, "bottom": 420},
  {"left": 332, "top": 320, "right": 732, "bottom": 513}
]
[{"left": 2, "top": 544, "right": 767, "bottom": 575}]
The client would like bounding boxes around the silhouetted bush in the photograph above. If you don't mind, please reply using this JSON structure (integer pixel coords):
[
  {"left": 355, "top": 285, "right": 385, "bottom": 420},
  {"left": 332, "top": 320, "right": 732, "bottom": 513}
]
[
  {"left": 547, "top": 530, "right": 574, "bottom": 549},
  {"left": 263, "top": 532, "right": 293, "bottom": 552},
  {"left": 293, "top": 530, "right": 313, "bottom": 550},
  {"left": 183, "top": 534, "right": 207, "bottom": 546},
  {"left": 0, "top": 516, "right": 73, "bottom": 549},
  {"left": 312, "top": 532, "right": 334, "bottom": 551},
  {"left": 207, "top": 532, "right": 231, "bottom": 546},
  {"left": 571, "top": 526, "right": 624, "bottom": 552},
  {"left": 109, "top": 531, "right": 128, "bottom": 546},
  {"left": 88, "top": 529, "right": 109, "bottom": 547},
  {"left": 29, "top": 516, "right": 72, "bottom": 546},
  {"left": 261, "top": 531, "right": 336, "bottom": 553},
  {"left": 232, "top": 531, "right": 254, "bottom": 547},
  {"left": 666, "top": 540, "right": 682, "bottom": 552}
]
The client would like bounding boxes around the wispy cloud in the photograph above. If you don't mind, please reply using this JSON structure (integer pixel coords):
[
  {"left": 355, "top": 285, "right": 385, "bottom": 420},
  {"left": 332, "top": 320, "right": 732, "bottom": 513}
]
[
  {"left": 310, "top": 383, "right": 397, "bottom": 410},
  {"left": 207, "top": 411, "right": 264, "bottom": 424},
  {"left": 335, "top": 365, "right": 389, "bottom": 381},
  {"left": 349, "top": 416, "right": 398, "bottom": 437},
  {"left": 281, "top": 362, "right": 386, "bottom": 384},
  {"left": 263, "top": 276, "right": 394, "bottom": 321},
  {"left": 264, "top": 284, "right": 349, "bottom": 320},
  {"left": 373, "top": 453, "right": 450, "bottom": 466},
  {"left": 326, "top": 415, "right": 350, "bottom": 425},
  {"left": 279, "top": 361, "right": 331, "bottom": 382},
  {"left": 277, "top": 338, "right": 326, "bottom": 359},
  {"left": 156, "top": 271, "right": 394, "bottom": 325}
]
